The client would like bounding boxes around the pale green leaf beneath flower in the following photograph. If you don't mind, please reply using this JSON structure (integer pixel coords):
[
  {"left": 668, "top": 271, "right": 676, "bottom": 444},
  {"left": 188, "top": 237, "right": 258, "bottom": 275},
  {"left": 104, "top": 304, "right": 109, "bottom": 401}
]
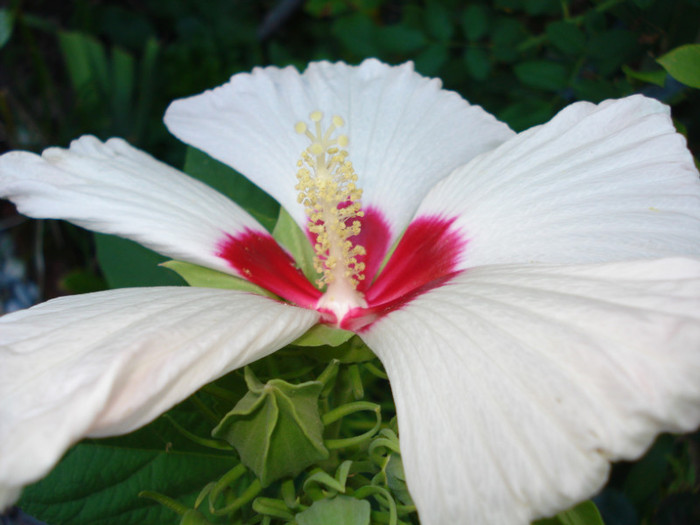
[
  {"left": 272, "top": 206, "right": 320, "bottom": 284},
  {"left": 292, "top": 324, "right": 354, "bottom": 347},
  {"left": 162, "top": 260, "right": 276, "bottom": 298}
]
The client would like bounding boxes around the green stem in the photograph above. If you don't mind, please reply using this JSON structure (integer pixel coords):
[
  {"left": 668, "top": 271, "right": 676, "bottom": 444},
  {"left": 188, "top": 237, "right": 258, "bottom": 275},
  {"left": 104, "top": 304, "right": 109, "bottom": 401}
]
[
  {"left": 138, "top": 490, "right": 190, "bottom": 515},
  {"left": 190, "top": 393, "right": 220, "bottom": 424},
  {"left": 202, "top": 383, "right": 240, "bottom": 403},
  {"left": 164, "top": 415, "right": 233, "bottom": 450},
  {"left": 281, "top": 479, "right": 299, "bottom": 509},
  {"left": 348, "top": 364, "right": 364, "bottom": 400},
  {"left": 364, "top": 361, "right": 388, "bottom": 380},
  {"left": 322, "top": 401, "right": 379, "bottom": 425},
  {"left": 212, "top": 479, "right": 262, "bottom": 516},
  {"left": 323, "top": 402, "right": 381, "bottom": 449},
  {"left": 252, "top": 497, "right": 295, "bottom": 520},
  {"left": 208, "top": 464, "right": 248, "bottom": 514},
  {"left": 317, "top": 359, "right": 340, "bottom": 391},
  {"left": 354, "top": 486, "right": 398, "bottom": 525}
]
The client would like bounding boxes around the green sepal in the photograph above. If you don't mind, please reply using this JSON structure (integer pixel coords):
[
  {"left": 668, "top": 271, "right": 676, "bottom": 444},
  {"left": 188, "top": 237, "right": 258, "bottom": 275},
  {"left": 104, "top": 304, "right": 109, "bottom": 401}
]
[
  {"left": 292, "top": 324, "right": 354, "bottom": 347},
  {"left": 272, "top": 206, "right": 320, "bottom": 284},
  {"left": 321, "top": 338, "right": 376, "bottom": 363},
  {"left": 657, "top": 44, "right": 700, "bottom": 89},
  {"left": 161, "top": 260, "right": 276, "bottom": 298},
  {"left": 212, "top": 368, "right": 329, "bottom": 486},
  {"left": 534, "top": 500, "right": 605, "bottom": 525},
  {"left": 297, "top": 335, "right": 376, "bottom": 362},
  {"left": 295, "top": 495, "right": 371, "bottom": 525}
]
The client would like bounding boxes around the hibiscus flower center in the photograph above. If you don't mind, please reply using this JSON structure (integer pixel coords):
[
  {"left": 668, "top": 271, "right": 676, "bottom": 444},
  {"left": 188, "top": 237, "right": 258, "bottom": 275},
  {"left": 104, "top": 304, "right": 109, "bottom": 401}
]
[
  {"left": 217, "top": 112, "right": 468, "bottom": 331},
  {"left": 294, "top": 111, "right": 369, "bottom": 320}
]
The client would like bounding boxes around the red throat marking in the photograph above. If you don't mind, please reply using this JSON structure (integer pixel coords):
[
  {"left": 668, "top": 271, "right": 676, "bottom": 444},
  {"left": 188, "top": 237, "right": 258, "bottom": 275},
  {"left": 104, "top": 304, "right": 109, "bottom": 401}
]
[{"left": 217, "top": 213, "right": 467, "bottom": 331}]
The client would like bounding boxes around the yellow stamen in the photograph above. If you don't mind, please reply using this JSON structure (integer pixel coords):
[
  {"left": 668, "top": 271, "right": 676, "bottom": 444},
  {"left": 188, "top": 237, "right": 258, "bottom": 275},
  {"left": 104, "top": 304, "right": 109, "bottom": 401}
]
[{"left": 294, "top": 111, "right": 366, "bottom": 291}]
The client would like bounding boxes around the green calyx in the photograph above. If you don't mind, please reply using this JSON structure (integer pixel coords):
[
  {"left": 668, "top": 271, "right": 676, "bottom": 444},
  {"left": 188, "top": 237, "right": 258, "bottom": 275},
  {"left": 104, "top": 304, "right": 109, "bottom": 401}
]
[{"left": 212, "top": 368, "right": 329, "bottom": 486}]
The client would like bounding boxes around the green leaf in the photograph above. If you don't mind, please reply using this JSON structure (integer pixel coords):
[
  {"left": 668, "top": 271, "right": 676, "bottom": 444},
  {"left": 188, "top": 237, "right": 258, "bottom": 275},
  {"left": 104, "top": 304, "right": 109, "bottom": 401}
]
[
  {"left": 414, "top": 43, "right": 449, "bottom": 76},
  {"left": 375, "top": 25, "right": 426, "bottom": 54},
  {"left": 514, "top": 60, "right": 568, "bottom": 91},
  {"left": 464, "top": 47, "right": 492, "bottom": 80},
  {"left": 60, "top": 269, "right": 108, "bottom": 294},
  {"left": 212, "top": 369, "right": 329, "bottom": 486},
  {"left": 587, "top": 30, "right": 636, "bottom": 75},
  {"left": 495, "top": 0, "right": 522, "bottom": 9},
  {"left": 534, "top": 500, "right": 605, "bottom": 525},
  {"left": 95, "top": 234, "right": 184, "bottom": 288},
  {"left": 621, "top": 65, "right": 666, "bottom": 87},
  {"left": 58, "top": 31, "right": 110, "bottom": 108},
  {"left": 133, "top": 37, "right": 160, "bottom": 142},
  {"left": 499, "top": 99, "right": 555, "bottom": 131},
  {"left": 425, "top": 0, "right": 454, "bottom": 42},
  {"left": 461, "top": 5, "right": 489, "bottom": 41},
  {"left": 110, "top": 46, "right": 136, "bottom": 136},
  {"left": 332, "top": 14, "right": 378, "bottom": 57},
  {"left": 572, "top": 78, "right": 620, "bottom": 103},
  {"left": 492, "top": 18, "right": 527, "bottom": 63},
  {"left": 296, "top": 496, "right": 371, "bottom": 525},
  {"left": 161, "top": 260, "right": 276, "bottom": 297},
  {"left": 20, "top": 442, "right": 236, "bottom": 525},
  {"left": 523, "top": 0, "right": 559, "bottom": 15},
  {"left": 622, "top": 434, "right": 674, "bottom": 507},
  {"left": 657, "top": 44, "right": 700, "bottom": 89},
  {"left": 183, "top": 147, "right": 279, "bottom": 231},
  {"left": 305, "top": 0, "right": 351, "bottom": 17},
  {"left": 272, "top": 206, "right": 319, "bottom": 284},
  {"left": 0, "top": 9, "right": 14, "bottom": 48},
  {"left": 546, "top": 21, "right": 585, "bottom": 55}
]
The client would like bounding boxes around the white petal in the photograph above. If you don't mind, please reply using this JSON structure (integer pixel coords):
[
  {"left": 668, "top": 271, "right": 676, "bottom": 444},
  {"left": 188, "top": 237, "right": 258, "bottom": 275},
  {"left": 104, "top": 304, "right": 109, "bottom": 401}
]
[
  {"left": 417, "top": 95, "right": 700, "bottom": 267},
  {"left": 361, "top": 258, "right": 700, "bottom": 525},
  {"left": 0, "top": 287, "right": 318, "bottom": 510},
  {"left": 0, "top": 136, "right": 267, "bottom": 277},
  {"left": 164, "top": 59, "right": 514, "bottom": 245}
]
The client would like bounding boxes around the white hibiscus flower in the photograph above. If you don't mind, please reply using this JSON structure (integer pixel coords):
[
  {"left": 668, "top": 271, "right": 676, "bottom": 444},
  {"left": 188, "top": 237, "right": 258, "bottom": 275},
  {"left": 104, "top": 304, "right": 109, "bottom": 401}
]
[{"left": 1, "top": 59, "right": 699, "bottom": 525}]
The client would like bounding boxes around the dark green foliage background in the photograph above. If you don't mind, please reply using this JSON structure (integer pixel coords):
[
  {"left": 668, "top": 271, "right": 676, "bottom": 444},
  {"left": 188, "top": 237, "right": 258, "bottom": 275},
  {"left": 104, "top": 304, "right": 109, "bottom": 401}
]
[{"left": 1, "top": 1, "right": 699, "bottom": 524}]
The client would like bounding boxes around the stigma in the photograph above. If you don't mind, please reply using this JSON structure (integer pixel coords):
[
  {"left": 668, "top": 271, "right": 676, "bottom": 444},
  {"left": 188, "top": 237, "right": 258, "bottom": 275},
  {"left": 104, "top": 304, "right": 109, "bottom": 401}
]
[{"left": 295, "top": 110, "right": 368, "bottom": 322}]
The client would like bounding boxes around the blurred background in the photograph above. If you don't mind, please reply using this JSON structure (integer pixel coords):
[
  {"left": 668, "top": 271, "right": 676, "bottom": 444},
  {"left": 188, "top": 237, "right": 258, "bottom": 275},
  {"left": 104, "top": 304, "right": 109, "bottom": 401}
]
[{"left": 0, "top": 1, "right": 699, "bottom": 524}]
